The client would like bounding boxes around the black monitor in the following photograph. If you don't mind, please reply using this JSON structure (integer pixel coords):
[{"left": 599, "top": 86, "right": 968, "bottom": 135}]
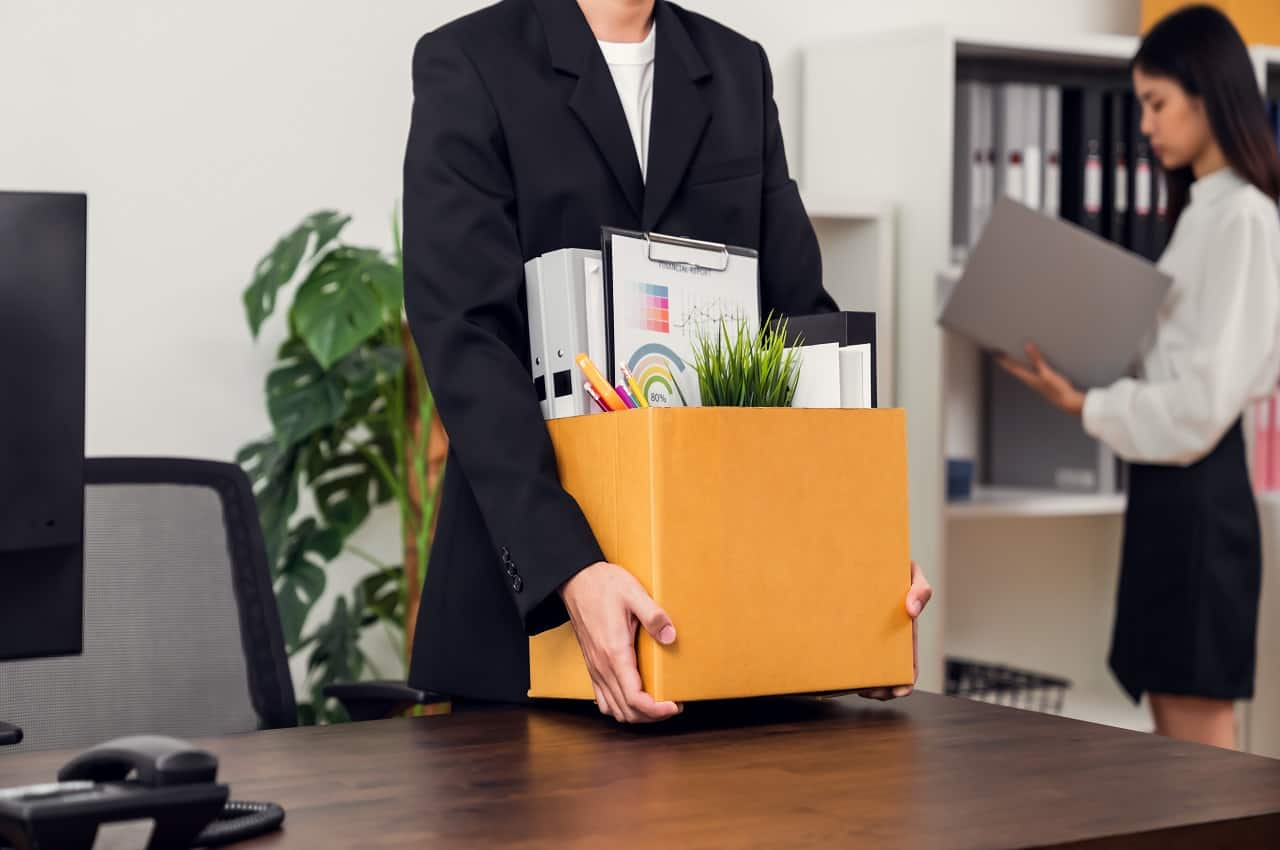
[{"left": 0, "top": 191, "right": 87, "bottom": 669}]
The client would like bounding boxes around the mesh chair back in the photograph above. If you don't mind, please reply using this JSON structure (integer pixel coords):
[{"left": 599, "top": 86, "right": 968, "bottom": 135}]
[{"left": 0, "top": 458, "right": 294, "bottom": 752}]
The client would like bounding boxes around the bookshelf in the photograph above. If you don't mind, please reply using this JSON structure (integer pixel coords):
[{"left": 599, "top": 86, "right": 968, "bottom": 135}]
[{"left": 801, "top": 27, "right": 1280, "bottom": 752}]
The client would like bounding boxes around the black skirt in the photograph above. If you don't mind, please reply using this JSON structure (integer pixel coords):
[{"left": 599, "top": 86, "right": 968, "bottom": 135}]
[{"left": 1109, "top": 420, "right": 1263, "bottom": 703}]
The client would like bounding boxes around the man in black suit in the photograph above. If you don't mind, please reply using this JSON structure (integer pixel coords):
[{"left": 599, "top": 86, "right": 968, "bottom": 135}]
[{"left": 404, "top": 0, "right": 932, "bottom": 722}]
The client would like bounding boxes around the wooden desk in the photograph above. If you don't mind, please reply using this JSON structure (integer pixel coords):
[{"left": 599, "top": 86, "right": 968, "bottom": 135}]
[{"left": 2, "top": 693, "right": 1278, "bottom": 849}]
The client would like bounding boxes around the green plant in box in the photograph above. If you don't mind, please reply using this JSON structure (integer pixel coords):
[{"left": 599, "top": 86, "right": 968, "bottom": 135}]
[{"left": 690, "top": 313, "right": 801, "bottom": 407}]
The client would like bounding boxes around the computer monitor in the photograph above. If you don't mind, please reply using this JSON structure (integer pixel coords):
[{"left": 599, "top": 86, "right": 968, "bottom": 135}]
[{"left": 0, "top": 191, "right": 87, "bottom": 664}]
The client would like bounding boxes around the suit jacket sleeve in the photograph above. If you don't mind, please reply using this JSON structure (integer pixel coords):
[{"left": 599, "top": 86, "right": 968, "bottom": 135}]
[
  {"left": 402, "top": 31, "right": 604, "bottom": 634},
  {"left": 755, "top": 42, "right": 836, "bottom": 318}
]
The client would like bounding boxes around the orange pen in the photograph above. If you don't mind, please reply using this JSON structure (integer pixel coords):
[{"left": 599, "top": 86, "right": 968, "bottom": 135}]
[{"left": 576, "top": 353, "right": 627, "bottom": 411}]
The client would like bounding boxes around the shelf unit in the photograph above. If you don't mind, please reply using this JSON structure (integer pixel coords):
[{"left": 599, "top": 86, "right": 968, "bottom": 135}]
[
  {"left": 947, "top": 488, "right": 1126, "bottom": 520},
  {"left": 801, "top": 27, "right": 1280, "bottom": 752}
]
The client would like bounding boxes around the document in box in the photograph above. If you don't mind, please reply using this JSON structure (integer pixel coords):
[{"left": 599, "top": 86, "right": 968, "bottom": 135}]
[
  {"left": 937, "top": 197, "right": 1172, "bottom": 387},
  {"left": 790, "top": 343, "right": 873, "bottom": 409},
  {"left": 603, "top": 229, "right": 760, "bottom": 407}
]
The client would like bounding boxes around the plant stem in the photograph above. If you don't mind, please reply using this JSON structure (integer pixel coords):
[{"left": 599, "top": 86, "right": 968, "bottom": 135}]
[{"left": 344, "top": 543, "right": 390, "bottom": 572}]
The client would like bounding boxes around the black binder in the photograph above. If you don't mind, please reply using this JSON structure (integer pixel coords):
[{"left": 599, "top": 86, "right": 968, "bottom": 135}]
[
  {"left": 773, "top": 311, "right": 878, "bottom": 408},
  {"left": 1105, "top": 91, "right": 1130, "bottom": 246},
  {"left": 1126, "top": 92, "right": 1154, "bottom": 258},
  {"left": 1061, "top": 88, "right": 1106, "bottom": 237}
]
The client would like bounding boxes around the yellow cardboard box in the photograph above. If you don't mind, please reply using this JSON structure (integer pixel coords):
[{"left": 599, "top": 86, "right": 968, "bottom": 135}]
[{"left": 529, "top": 407, "right": 914, "bottom": 702}]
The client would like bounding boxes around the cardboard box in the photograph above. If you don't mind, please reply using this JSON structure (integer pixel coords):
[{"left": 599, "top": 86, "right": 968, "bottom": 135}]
[{"left": 529, "top": 407, "right": 914, "bottom": 702}]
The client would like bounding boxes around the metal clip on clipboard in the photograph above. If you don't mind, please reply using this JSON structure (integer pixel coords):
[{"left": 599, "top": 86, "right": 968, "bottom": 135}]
[{"left": 643, "top": 232, "right": 732, "bottom": 272}]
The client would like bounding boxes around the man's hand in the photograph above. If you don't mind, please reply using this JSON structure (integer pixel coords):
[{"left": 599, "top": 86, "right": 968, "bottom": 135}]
[
  {"left": 858, "top": 561, "right": 933, "bottom": 701},
  {"left": 559, "top": 561, "right": 681, "bottom": 723}
]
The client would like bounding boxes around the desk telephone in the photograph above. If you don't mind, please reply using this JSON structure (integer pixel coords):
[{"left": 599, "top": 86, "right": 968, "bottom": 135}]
[{"left": 0, "top": 735, "right": 283, "bottom": 849}]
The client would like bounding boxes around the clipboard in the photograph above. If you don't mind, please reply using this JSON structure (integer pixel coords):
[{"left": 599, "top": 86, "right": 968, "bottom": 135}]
[{"left": 600, "top": 227, "right": 761, "bottom": 408}]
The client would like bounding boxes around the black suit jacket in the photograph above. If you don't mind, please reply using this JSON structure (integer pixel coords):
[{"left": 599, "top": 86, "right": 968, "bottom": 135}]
[{"left": 403, "top": 0, "right": 835, "bottom": 702}]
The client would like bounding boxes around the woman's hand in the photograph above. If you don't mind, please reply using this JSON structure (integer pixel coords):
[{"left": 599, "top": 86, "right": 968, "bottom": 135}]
[
  {"left": 997, "top": 343, "right": 1085, "bottom": 417},
  {"left": 559, "top": 561, "right": 682, "bottom": 723},
  {"left": 858, "top": 561, "right": 933, "bottom": 700}
]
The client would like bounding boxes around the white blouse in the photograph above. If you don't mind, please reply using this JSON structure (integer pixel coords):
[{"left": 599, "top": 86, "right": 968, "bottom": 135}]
[{"left": 1083, "top": 167, "right": 1280, "bottom": 466}]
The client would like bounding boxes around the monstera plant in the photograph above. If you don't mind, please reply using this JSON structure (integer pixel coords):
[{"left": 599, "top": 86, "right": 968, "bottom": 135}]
[{"left": 236, "top": 211, "right": 446, "bottom": 725}]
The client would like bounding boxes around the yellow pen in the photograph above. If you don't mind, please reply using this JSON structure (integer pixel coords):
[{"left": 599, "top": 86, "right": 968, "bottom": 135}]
[
  {"left": 575, "top": 353, "right": 627, "bottom": 411},
  {"left": 620, "top": 365, "right": 649, "bottom": 408}
]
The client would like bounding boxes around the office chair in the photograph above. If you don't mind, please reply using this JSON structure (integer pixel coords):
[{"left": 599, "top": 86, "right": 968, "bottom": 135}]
[
  {"left": 0, "top": 458, "right": 299, "bottom": 753},
  {"left": 0, "top": 457, "right": 437, "bottom": 753}
]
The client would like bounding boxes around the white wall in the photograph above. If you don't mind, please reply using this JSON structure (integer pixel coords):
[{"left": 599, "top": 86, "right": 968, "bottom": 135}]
[{"left": 0, "top": 0, "right": 1141, "bottom": 698}]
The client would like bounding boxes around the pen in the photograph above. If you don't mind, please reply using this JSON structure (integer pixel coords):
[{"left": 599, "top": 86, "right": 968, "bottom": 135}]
[
  {"left": 620, "top": 365, "right": 648, "bottom": 408},
  {"left": 616, "top": 383, "right": 638, "bottom": 409},
  {"left": 575, "top": 353, "right": 628, "bottom": 411},
  {"left": 583, "top": 382, "right": 609, "bottom": 413}
]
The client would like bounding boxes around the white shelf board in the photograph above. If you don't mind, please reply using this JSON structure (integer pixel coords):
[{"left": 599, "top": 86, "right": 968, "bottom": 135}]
[
  {"left": 947, "top": 487, "right": 1126, "bottom": 520},
  {"left": 801, "top": 191, "right": 892, "bottom": 221},
  {"left": 952, "top": 29, "right": 1139, "bottom": 65}
]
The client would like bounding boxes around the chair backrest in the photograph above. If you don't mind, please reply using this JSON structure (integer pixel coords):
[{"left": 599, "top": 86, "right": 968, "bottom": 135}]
[{"left": 0, "top": 458, "right": 295, "bottom": 752}]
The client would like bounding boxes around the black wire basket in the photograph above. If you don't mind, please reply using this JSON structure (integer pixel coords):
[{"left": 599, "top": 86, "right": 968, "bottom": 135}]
[{"left": 944, "top": 657, "right": 1072, "bottom": 714}]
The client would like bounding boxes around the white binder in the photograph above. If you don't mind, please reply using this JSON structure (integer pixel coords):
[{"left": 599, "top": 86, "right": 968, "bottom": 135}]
[
  {"left": 994, "top": 83, "right": 1026, "bottom": 204},
  {"left": 1022, "top": 84, "right": 1044, "bottom": 212},
  {"left": 1042, "top": 86, "right": 1063, "bottom": 219},
  {"left": 529, "top": 248, "right": 603, "bottom": 419},
  {"left": 953, "top": 82, "right": 994, "bottom": 259},
  {"left": 523, "top": 256, "right": 550, "bottom": 418}
]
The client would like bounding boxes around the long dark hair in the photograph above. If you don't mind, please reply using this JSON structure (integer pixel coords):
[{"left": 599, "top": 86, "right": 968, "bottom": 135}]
[{"left": 1132, "top": 5, "right": 1280, "bottom": 227}]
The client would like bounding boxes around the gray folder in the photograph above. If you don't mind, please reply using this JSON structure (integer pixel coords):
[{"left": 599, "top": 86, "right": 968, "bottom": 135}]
[{"left": 937, "top": 197, "right": 1172, "bottom": 388}]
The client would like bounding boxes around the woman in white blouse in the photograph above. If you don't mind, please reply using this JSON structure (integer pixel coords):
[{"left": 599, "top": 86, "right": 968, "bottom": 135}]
[{"left": 1002, "top": 5, "right": 1280, "bottom": 749}]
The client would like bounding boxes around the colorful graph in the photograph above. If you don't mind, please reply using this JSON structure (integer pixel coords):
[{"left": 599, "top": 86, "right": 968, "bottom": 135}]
[
  {"left": 627, "top": 343, "right": 689, "bottom": 408},
  {"left": 634, "top": 283, "right": 670, "bottom": 333}
]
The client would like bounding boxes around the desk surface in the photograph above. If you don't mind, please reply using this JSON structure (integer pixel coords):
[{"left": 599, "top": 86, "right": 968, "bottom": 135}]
[{"left": 2, "top": 692, "right": 1278, "bottom": 849}]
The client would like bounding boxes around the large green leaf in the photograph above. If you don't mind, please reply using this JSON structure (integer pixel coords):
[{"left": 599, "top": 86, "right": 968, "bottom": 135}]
[
  {"left": 275, "top": 518, "right": 341, "bottom": 650},
  {"left": 236, "top": 436, "right": 305, "bottom": 569},
  {"left": 267, "top": 338, "right": 346, "bottom": 448},
  {"left": 304, "top": 592, "right": 364, "bottom": 684},
  {"left": 243, "top": 211, "right": 351, "bottom": 337},
  {"left": 312, "top": 453, "right": 378, "bottom": 537},
  {"left": 333, "top": 343, "right": 404, "bottom": 396},
  {"left": 360, "top": 566, "right": 407, "bottom": 628},
  {"left": 291, "top": 247, "right": 398, "bottom": 370}
]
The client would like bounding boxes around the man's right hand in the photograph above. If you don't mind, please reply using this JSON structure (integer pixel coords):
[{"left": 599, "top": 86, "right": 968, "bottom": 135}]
[{"left": 558, "top": 561, "right": 681, "bottom": 723}]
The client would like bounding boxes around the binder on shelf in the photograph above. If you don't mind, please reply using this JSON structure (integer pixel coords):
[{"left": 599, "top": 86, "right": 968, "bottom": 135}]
[
  {"left": 1152, "top": 167, "right": 1171, "bottom": 258},
  {"left": 1126, "top": 92, "right": 1154, "bottom": 259},
  {"left": 1041, "top": 85, "right": 1062, "bottom": 219},
  {"left": 983, "top": 355, "right": 1122, "bottom": 494},
  {"left": 1061, "top": 87, "right": 1106, "bottom": 236},
  {"left": 953, "top": 81, "right": 994, "bottom": 258},
  {"left": 994, "top": 83, "right": 1027, "bottom": 205},
  {"left": 1022, "top": 84, "right": 1045, "bottom": 212},
  {"left": 1106, "top": 91, "right": 1130, "bottom": 246},
  {"left": 774, "top": 311, "right": 878, "bottom": 407},
  {"left": 601, "top": 228, "right": 760, "bottom": 408}
]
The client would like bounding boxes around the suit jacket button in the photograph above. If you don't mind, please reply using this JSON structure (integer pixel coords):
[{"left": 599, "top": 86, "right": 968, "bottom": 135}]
[
  {"left": 512, "top": 576, "right": 524, "bottom": 592},
  {"left": 500, "top": 546, "right": 511, "bottom": 561},
  {"left": 506, "top": 565, "right": 518, "bottom": 577}
]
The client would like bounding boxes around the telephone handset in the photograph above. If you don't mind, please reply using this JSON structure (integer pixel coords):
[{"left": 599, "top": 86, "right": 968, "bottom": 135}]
[{"left": 0, "top": 735, "right": 283, "bottom": 849}]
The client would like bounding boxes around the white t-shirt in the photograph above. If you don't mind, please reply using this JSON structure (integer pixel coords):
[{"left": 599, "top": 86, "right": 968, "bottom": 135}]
[
  {"left": 597, "top": 23, "right": 655, "bottom": 181},
  {"left": 1083, "top": 167, "right": 1280, "bottom": 464}
]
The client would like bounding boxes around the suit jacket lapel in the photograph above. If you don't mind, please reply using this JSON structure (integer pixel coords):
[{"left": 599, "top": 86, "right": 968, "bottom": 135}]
[
  {"left": 533, "top": 0, "right": 644, "bottom": 219},
  {"left": 642, "top": 0, "right": 712, "bottom": 231}
]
